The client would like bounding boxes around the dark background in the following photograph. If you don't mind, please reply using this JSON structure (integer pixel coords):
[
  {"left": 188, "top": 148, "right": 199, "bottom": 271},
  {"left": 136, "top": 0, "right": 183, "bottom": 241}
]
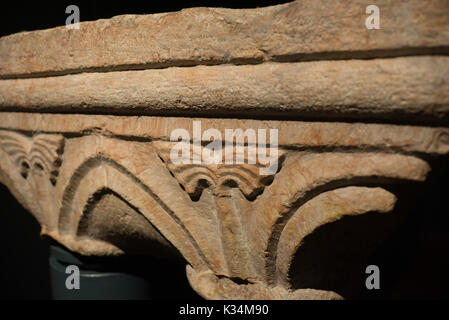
[{"left": 0, "top": 1, "right": 448, "bottom": 300}]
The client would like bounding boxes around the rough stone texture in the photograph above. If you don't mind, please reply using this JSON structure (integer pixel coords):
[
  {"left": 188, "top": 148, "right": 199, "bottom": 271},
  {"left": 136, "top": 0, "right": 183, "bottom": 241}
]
[
  {"left": 0, "top": 0, "right": 448, "bottom": 78},
  {"left": 0, "top": 0, "right": 448, "bottom": 300},
  {"left": 1, "top": 56, "right": 449, "bottom": 123},
  {"left": 0, "top": 113, "right": 447, "bottom": 299}
]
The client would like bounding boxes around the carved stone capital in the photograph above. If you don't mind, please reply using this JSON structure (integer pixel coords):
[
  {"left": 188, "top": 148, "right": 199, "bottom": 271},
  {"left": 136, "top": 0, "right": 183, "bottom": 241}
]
[
  {"left": 0, "top": 113, "right": 448, "bottom": 299},
  {"left": 1, "top": 0, "right": 448, "bottom": 299}
]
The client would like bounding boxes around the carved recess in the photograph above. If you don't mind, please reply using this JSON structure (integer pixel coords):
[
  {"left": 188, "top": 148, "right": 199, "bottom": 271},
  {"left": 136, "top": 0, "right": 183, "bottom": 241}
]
[
  {"left": 0, "top": 0, "right": 448, "bottom": 300},
  {"left": 0, "top": 131, "right": 64, "bottom": 185},
  {"left": 0, "top": 113, "right": 448, "bottom": 299}
]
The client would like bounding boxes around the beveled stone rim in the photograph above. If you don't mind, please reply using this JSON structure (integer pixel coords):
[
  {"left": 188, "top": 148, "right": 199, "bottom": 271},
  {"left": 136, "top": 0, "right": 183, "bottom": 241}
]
[{"left": 0, "top": 0, "right": 448, "bottom": 78}]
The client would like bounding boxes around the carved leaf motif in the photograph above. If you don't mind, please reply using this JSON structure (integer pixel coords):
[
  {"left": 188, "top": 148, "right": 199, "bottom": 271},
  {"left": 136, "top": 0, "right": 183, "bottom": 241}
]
[
  {"left": 0, "top": 130, "right": 64, "bottom": 185},
  {"left": 154, "top": 140, "right": 284, "bottom": 201}
]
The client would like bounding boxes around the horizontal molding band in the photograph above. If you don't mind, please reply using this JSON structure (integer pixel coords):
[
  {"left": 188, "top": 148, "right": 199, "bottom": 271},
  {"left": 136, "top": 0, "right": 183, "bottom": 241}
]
[
  {"left": 0, "top": 112, "right": 448, "bottom": 155},
  {"left": 0, "top": 56, "right": 448, "bottom": 124}
]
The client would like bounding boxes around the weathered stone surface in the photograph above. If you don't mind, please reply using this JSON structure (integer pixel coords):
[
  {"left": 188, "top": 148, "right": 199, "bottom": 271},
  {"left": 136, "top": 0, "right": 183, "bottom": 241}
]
[
  {"left": 275, "top": 186, "right": 396, "bottom": 288},
  {"left": 1, "top": 112, "right": 448, "bottom": 155},
  {"left": 186, "top": 266, "right": 343, "bottom": 300},
  {"left": 0, "top": 112, "right": 448, "bottom": 298},
  {"left": 0, "top": 0, "right": 448, "bottom": 78},
  {"left": 1, "top": 56, "right": 449, "bottom": 123},
  {"left": 0, "top": 1, "right": 448, "bottom": 300}
]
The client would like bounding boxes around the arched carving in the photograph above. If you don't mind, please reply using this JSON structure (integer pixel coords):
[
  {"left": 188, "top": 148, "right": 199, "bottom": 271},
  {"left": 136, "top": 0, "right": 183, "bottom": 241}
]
[
  {"left": 0, "top": 116, "right": 445, "bottom": 300},
  {"left": 56, "top": 154, "right": 210, "bottom": 271},
  {"left": 275, "top": 186, "right": 396, "bottom": 288}
]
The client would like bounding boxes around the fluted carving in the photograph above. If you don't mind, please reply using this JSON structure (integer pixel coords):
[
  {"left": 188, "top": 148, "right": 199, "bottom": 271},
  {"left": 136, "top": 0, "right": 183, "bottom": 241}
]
[
  {"left": 0, "top": 131, "right": 64, "bottom": 185},
  {"left": 0, "top": 113, "right": 447, "bottom": 299},
  {"left": 1, "top": 0, "right": 448, "bottom": 300}
]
